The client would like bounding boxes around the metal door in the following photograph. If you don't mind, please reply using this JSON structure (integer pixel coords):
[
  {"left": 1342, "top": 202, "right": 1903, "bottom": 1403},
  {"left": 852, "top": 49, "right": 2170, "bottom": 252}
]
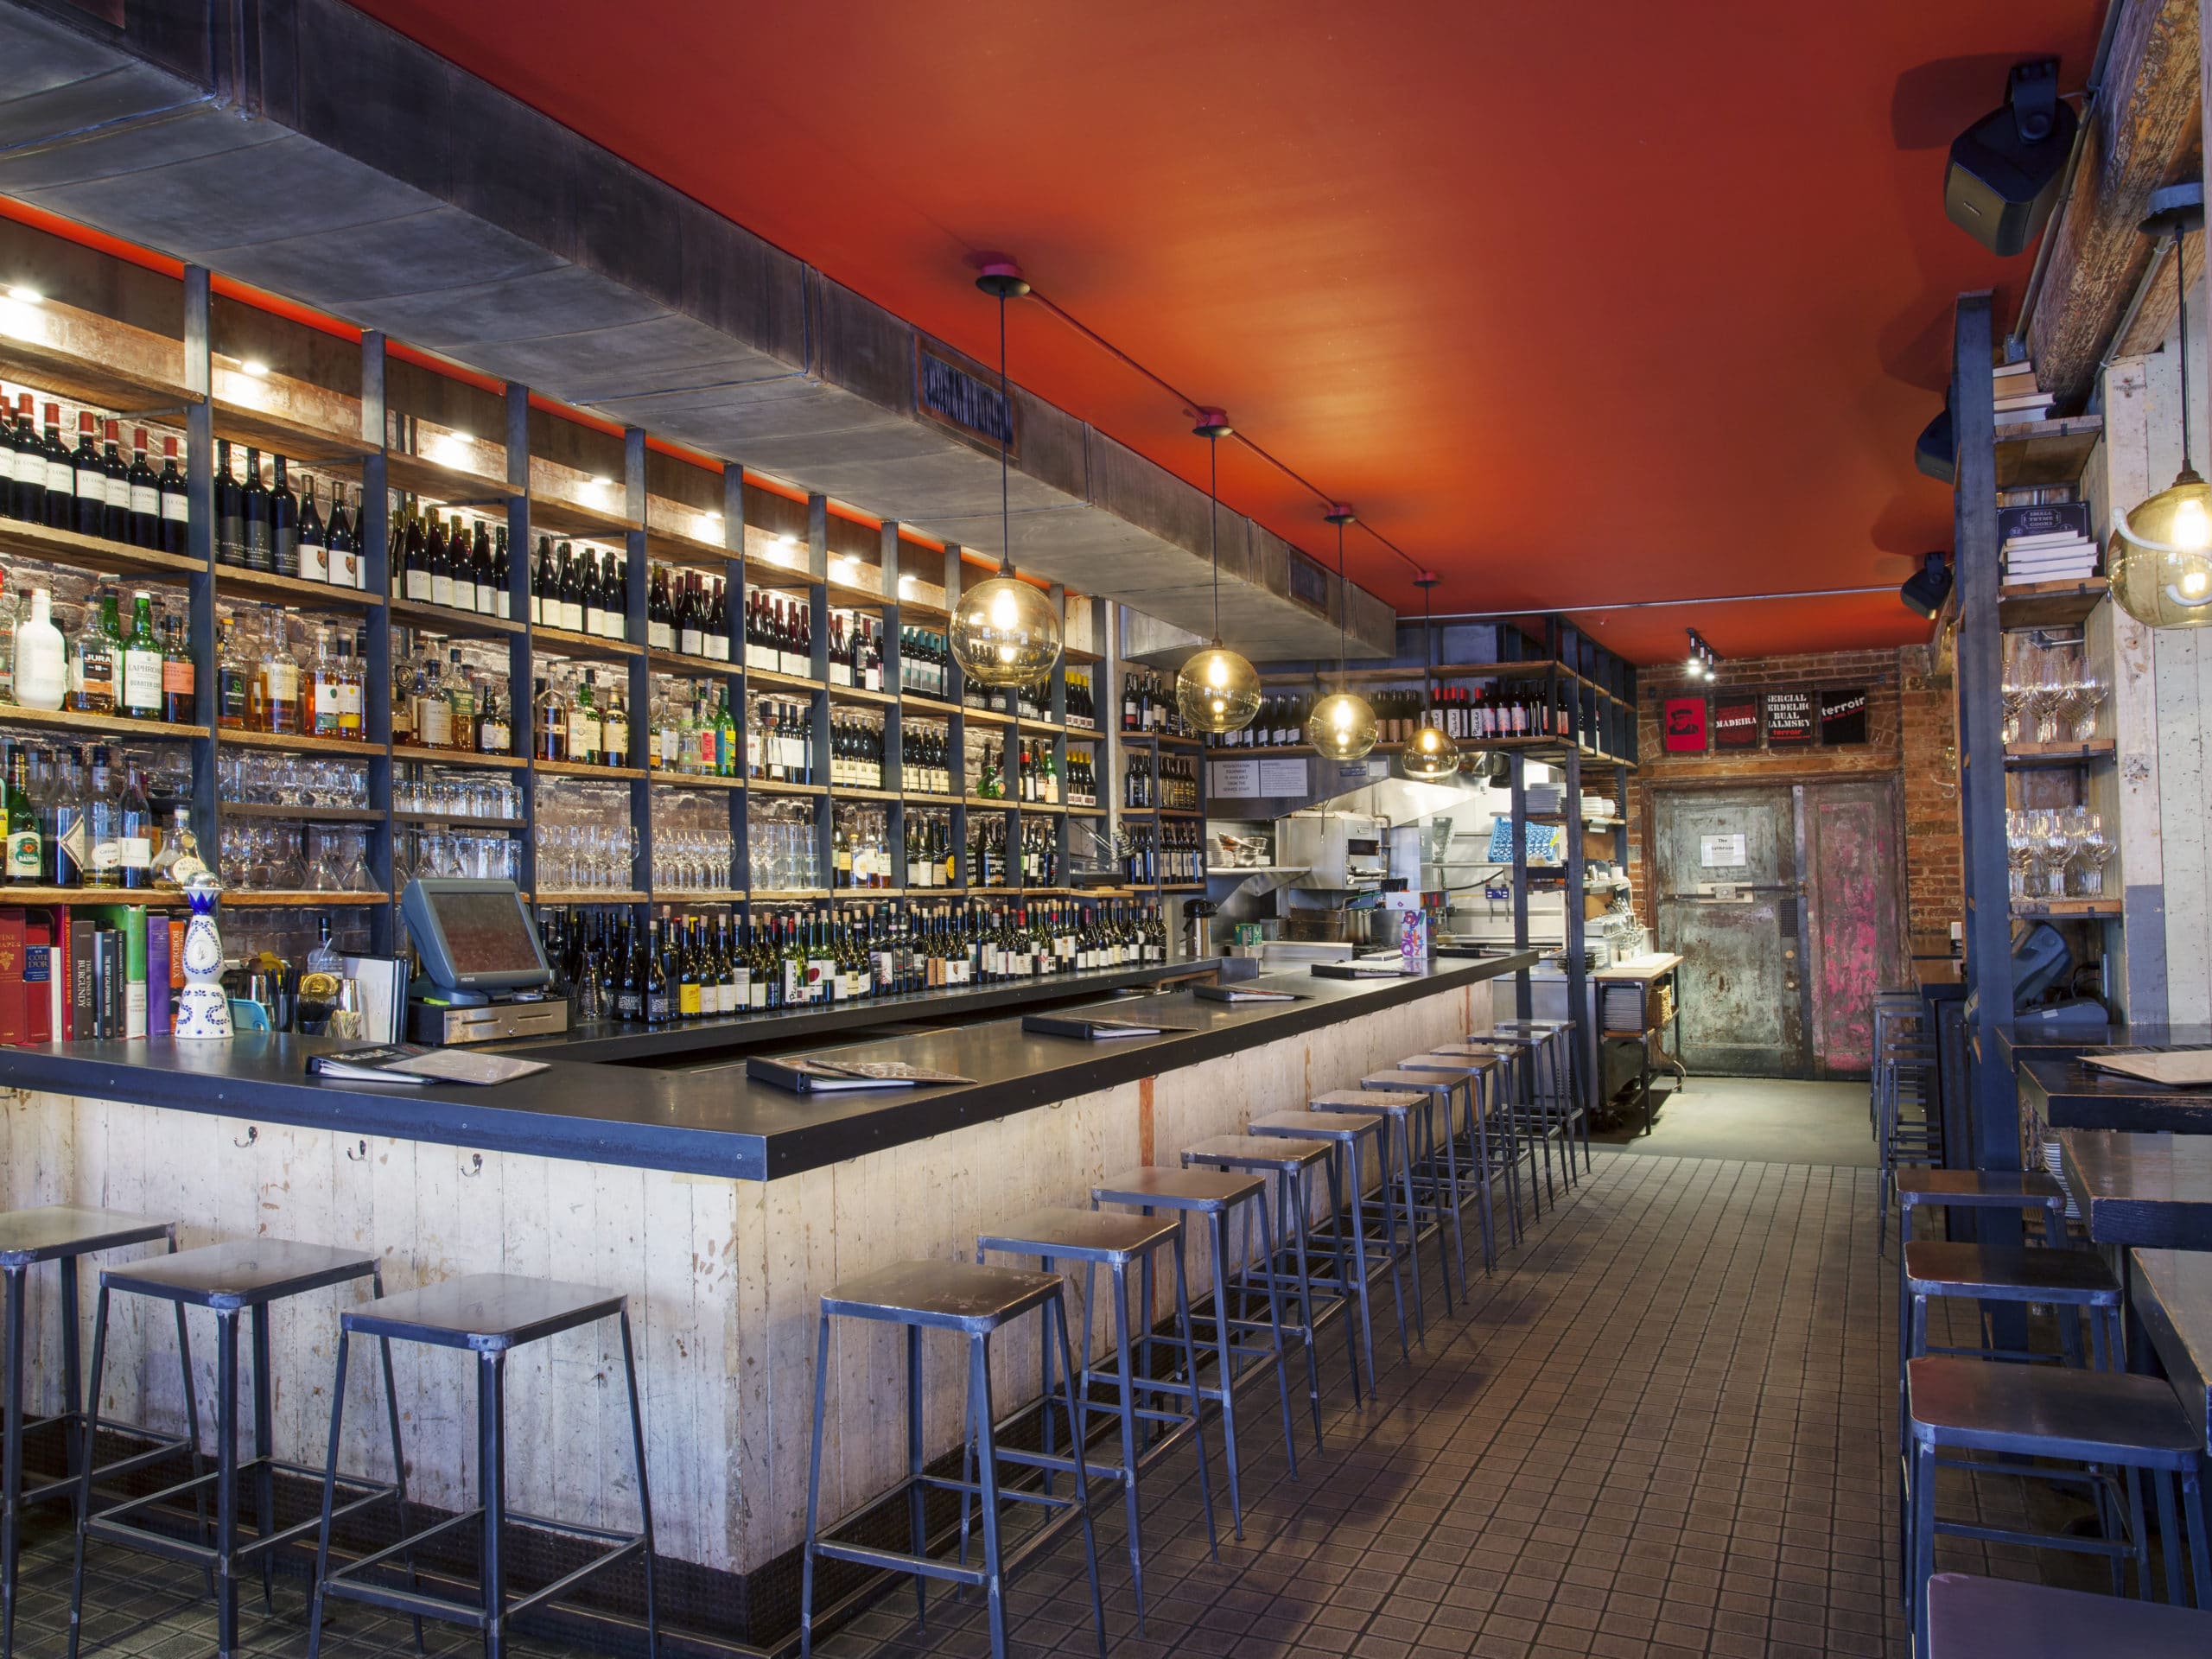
[
  {"left": 1654, "top": 786, "right": 1807, "bottom": 1076},
  {"left": 1801, "top": 778, "right": 1900, "bottom": 1080}
]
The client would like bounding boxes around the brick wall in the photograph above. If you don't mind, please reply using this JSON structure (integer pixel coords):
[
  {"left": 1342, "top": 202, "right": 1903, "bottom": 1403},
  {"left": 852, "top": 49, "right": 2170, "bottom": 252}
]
[{"left": 1623, "top": 645, "right": 1960, "bottom": 939}]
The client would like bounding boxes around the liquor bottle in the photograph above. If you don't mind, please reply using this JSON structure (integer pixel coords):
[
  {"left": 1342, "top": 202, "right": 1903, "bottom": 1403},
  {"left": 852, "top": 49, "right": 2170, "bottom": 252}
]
[
  {"left": 647, "top": 565, "right": 674, "bottom": 651},
  {"left": 270, "top": 456, "right": 300, "bottom": 577},
  {"left": 79, "top": 747, "right": 124, "bottom": 890},
  {"left": 116, "top": 761, "right": 154, "bottom": 891},
  {"left": 569, "top": 671, "right": 602, "bottom": 765},
  {"left": 678, "top": 573, "right": 705, "bottom": 658},
  {"left": 476, "top": 679, "right": 510, "bottom": 754},
  {"left": 119, "top": 591, "right": 163, "bottom": 720},
  {"left": 126, "top": 428, "right": 160, "bottom": 547},
  {"left": 261, "top": 620, "right": 302, "bottom": 735},
  {"left": 473, "top": 522, "right": 499, "bottom": 615},
  {"left": 582, "top": 549, "right": 607, "bottom": 639},
  {"left": 6, "top": 395, "right": 40, "bottom": 524},
  {"left": 149, "top": 434, "right": 188, "bottom": 556},
  {"left": 427, "top": 514, "right": 454, "bottom": 608},
  {"left": 68, "top": 592, "right": 118, "bottom": 714},
  {"left": 705, "top": 577, "right": 728, "bottom": 661},
  {"left": 239, "top": 448, "right": 272, "bottom": 572},
  {"left": 215, "top": 618, "right": 249, "bottom": 730},
  {"left": 534, "top": 677, "right": 567, "bottom": 762},
  {"left": 292, "top": 474, "right": 327, "bottom": 582},
  {"left": 559, "top": 542, "right": 585, "bottom": 632},
  {"left": 95, "top": 420, "right": 128, "bottom": 543},
  {"left": 603, "top": 679, "right": 631, "bottom": 766},
  {"left": 13, "top": 588, "right": 63, "bottom": 712},
  {"left": 490, "top": 525, "right": 512, "bottom": 618},
  {"left": 3, "top": 744, "right": 40, "bottom": 886},
  {"left": 335, "top": 635, "right": 364, "bottom": 740}
]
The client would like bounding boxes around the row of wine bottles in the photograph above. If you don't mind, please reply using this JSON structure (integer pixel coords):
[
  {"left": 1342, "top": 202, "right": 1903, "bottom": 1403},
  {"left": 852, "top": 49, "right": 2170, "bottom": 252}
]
[
  {"left": 536, "top": 897, "right": 1170, "bottom": 1020},
  {"left": 3, "top": 391, "right": 189, "bottom": 555},
  {"left": 1121, "top": 819, "right": 1204, "bottom": 886}
]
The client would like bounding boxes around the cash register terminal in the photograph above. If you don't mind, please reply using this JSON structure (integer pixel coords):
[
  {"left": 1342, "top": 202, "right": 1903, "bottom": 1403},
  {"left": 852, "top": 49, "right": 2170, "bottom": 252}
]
[{"left": 401, "top": 879, "right": 569, "bottom": 1045}]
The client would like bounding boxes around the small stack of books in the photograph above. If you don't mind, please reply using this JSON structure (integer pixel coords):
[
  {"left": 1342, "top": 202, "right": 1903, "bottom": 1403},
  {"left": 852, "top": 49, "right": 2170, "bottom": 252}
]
[
  {"left": 1999, "top": 502, "right": 2097, "bottom": 588},
  {"left": 1993, "top": 360, "right": 2055, "bottom": 425}
]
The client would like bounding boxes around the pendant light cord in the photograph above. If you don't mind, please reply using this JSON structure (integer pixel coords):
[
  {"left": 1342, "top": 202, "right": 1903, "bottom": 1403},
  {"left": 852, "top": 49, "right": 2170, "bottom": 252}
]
[
  {"left": 997, "top": 290, "right": 1014, "bottom": 578},
  {"left": 1335, "top": 518, "right": 1350, "bottom": 684},
  {"left": 2178, "top": 227, "right": 2196, "bottom": 473},
  {"left": 1209, "top": 434, "right": 1222, "bottom": 644}
]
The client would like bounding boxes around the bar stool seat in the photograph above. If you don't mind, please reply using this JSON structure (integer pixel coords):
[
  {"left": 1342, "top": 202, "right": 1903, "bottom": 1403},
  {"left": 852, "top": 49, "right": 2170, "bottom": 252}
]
[
  {"left": 1094, "top": 1166, "right": 1296, "bottom": 1532},
  {"left": 1903, "top": 1241, "right": 2119, "bottom": 1305},
  {"left": 1897, "top": 1169, "right": 2064, "bottom": 1208},
  {"left": 1, "top": 1207, "right": 188, "bottom": 1659},
  {"left": 308, "top": 1273, "right": 656, "bottom": 1659},
  {"left": 1359, "top": 1071, "right": 1469, "bottom": 1310},
  {"left": 1903, "top": 1356, "right": 2211, "bottom": 1637},
  {"left": 1924, "top": 1572, "right": 2212, "bottom": 1656},
  {"left": 1250, "top": 1110, "right": 1398, "bottom": 1389},
  {"left": 977, "top": 1208, "right": 1216, "bottom": 1627},
  {"left": 799, "top": 1261, "right": 1104, "bottom": 1659},
  {"left": 69, "top": 1237, "right": 406, "bottom": 1659}
]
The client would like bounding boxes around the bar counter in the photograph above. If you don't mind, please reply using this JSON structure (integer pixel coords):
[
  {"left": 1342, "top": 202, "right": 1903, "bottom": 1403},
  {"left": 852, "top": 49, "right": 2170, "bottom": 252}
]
[{"left": 0, "top": 949, "right": 1535, "bottom": 1624}]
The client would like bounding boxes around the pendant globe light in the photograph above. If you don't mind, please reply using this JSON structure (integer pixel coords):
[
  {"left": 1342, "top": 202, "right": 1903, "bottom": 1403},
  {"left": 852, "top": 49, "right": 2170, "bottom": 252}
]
[
  {"left": 949, "top": 262, "right": 1064, "bottom": 685},
  {"left": 1174, "top": 410, "right": 1262, "bottom": 734},
  {"left": 1305, "top": 502, "right": 1378, "bottom": 760},
  {"left": 2112, "top": 191, "right": 2212, "bottom": 627},
  {"left": 1400, "top": 574, "right": 1461, "bottom": 781}
]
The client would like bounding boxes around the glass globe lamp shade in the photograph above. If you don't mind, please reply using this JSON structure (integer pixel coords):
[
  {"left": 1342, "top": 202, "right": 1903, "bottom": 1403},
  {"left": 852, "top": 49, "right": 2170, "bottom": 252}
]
[
  {"left": 1400, "top": 721, "right": 1461, "bottom": 782},
  {"left": 1174, "top": 645, "right": 1262, "bottom": 734},
  {"left": 1306, "top": 690, "right": 1378, "bottom": 760},
  {"left": 949, "top": 574, "right": 1063, "bottom": 686},
  {"left": 2111, "top": 468, "right": 2212, "bottom": 629}
]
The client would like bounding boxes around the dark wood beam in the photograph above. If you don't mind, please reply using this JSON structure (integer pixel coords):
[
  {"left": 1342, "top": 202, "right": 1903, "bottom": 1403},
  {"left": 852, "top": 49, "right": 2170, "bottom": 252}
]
[{"left": 2024, "top": 0, "right": 2199, "bottom": 409}]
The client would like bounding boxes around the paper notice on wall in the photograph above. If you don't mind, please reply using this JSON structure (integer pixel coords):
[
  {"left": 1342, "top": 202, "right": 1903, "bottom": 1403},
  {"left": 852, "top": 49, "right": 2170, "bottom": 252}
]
[
  {"left": 1700, "top": 833, "right": 1746, "bottom": 868},
  {"left": 1257, "top": 757, "right": 1309, "bottom": 798},
  {"left": 1210, "top": 759, "right": 1260, "bottom": 798}
]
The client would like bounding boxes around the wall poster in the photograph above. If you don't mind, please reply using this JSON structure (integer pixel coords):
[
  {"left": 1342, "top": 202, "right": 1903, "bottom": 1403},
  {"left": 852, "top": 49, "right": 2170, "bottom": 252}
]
[
  {"left": 1711, "top": 696, "right": 1760, "bottom": 749},
  {"left": 1817, "top": 687, "right": 1869, "bottom": 745},
  {"left": 1662, "top": 696, "right": 1708, "bottom": 753},
  {"left": 1764, "top": 690, "right": 1814, "bottom": 747}
]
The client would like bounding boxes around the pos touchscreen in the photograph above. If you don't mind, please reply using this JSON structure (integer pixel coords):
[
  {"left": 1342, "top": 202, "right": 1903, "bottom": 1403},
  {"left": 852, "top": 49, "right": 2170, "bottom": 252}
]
[{"left": 399, "top": 880, "right": 554, "bottom": 993}]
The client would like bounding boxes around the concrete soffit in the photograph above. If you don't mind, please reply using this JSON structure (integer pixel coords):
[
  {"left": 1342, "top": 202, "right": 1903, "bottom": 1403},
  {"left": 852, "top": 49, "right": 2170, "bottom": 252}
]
[{"left": 0, "top": 0, "right": 1396, "bottom": 660}]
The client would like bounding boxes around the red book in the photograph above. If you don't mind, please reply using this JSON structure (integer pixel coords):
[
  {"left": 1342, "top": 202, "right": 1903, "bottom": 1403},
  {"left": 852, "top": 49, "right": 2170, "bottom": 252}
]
[
  {"left": 23, "top": 913, "right": 52, "bottom": 1046},
  {"left": 0, "top": 910, "right": 22, "bottom": 1046}
]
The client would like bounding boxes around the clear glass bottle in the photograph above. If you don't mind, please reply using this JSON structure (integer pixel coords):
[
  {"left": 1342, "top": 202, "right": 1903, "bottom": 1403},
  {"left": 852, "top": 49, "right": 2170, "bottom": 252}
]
[{"left": 261, "top": 619, "right": 302, "bottom": 735}]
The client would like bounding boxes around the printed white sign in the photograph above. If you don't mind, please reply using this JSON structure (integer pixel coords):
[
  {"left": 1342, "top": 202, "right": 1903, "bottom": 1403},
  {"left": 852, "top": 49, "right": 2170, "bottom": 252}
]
[
  {"left": 1700, "top": 833, "right": 1746, "bottom": 868},
  {"left": 1209, "top": 759, "right": 1260, "bottom": 798},
  {"left": 1257, "top": 757, "right": 1309, "bottom": 798}
]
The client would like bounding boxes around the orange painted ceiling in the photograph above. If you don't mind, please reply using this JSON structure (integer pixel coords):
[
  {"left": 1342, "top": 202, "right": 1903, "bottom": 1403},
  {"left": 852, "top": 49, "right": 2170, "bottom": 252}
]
[{"left": 350, "top": 0, "right": 2100, "bottom": 664}]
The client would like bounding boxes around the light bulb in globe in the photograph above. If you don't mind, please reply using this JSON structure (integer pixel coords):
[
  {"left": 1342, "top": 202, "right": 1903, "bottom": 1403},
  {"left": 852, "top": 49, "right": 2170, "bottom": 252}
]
[
  {"left": 1306, "top": 690, "right": 1377, "bottom": 760},
  {"left": 1400, "top": 721, "right": 1460, "bottom": 781},
  {"left": 949, "top": 572, "right": 1063, "bottom": 686},
  {"left": 1175, "top": 645, "right": 1261, "bottom": 734},
  {"left": 2111, "top": 467, "right": 2212, "bottom": 628}
]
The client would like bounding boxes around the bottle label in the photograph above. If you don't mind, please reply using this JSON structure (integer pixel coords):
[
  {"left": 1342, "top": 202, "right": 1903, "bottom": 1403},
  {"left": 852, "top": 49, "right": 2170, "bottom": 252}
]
[
  {"left": 265, "top": 661, "right": 300, "bottom": 703},
  {"left": 6, "top": 830, "right": 40, "bottom": 878},
  {"left": 47, "top": 459, "right": 72, "bottom": 496},
  {"left": 130, "top": 482, "right": 159, "bottom": 518},
  {"left": 603, "top": 717, "right": 629, "bottom": 761},
  {"left": 300, "top": 539, "right": 327, "bottom": 582},
  {"left": 649, "top": 621, "right": 673, "bottom": 651},
  {"left": 405, "top": 569, "right": 432, "bottom": 601},
  {"left": 118, "top": 836, "right": 151, "bottom": 870},
  {"left": 162, "top": 490, "right": 188, "bottom": 524},
  {"left": 122, "top": 648, "right": 163, "bottom": 712},
  {"left": 420, "top": 700, "right": 452, "bottom": 748},
  {"left": 431, "top": 573, "right": 454, "bottom": 607}
]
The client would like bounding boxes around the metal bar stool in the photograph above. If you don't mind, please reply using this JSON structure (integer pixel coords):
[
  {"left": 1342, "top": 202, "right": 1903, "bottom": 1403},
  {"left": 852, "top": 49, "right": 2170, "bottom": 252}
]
[
  {"left": 1893, "top": 1168, "right": 2069, "bottom": 1351},
  {"left": 975, "top": 1208, "right": 1216, "bottom": 1630},
  {"left": 1357, "top": 1071, "right": 1468, "bottom": 1314},
  {"left": 1389, "top": 1055, "right": 1497, "bottom": 1275},
  {"left": 1493, "top": 1018, "right": 1589, "bottom": 1179},
  {"left": 1903, "top": 1357, "right": 2209, "bottom": 1642},
  {"left": 1249, "top": 1109, "right": 1395, "bottom": 1395},
  {"left": 1179, "top": 1137, "right": 1336, "bottom": 1453},
  {"left": 66, "top": 1240, "right": 409, "bottom": 1659},
  {"left": 798, "top": 1262, "right": 1105, "bottom": 1659},
  {"left": 2, "top": 1207, "right": 203, "bottom": 1659},
  {"left": 305, "top": 1274, "right": 657, "bottom": 1659},
  {"left": 1312, "top": 1089, "right": 1431, "bottom": 1347},
  {"left": 1923, "top": 1572, "right": 2212, "bottom": 1657},
  {"left": 1428, "top": 1045, "right": 1533, "bottom": 1249},
  {"left": 1092, "top": 1167, "right": 1295, "bottom": 1539},
  {"left": 1471, "top": 1031, "right": 1558, "bottom": 1211}
]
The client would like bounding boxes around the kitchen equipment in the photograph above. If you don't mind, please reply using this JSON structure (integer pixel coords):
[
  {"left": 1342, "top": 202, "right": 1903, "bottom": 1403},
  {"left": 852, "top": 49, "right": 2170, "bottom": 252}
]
[{"left": 1278, "top": 810, "right": 1389, "bottom": 890}]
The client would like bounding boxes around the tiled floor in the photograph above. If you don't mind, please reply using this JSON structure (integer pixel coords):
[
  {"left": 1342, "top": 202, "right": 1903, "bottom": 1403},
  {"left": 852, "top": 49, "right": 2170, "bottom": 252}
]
[{"left": 1, "top": 1135, "right": 2132, "bottom": 1659}]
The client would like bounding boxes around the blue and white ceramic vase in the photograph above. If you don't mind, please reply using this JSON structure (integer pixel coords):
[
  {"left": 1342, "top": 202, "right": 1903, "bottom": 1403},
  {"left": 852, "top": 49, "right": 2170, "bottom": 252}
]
[{"left": 173, "top": 876, "right": 233, "bottom": 1041}]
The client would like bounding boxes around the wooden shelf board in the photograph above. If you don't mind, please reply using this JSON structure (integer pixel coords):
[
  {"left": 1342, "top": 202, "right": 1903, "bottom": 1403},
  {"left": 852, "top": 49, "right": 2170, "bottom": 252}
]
[
  {"left": 651, "top": 889, "right": 747, "bottom": 904},
  {"left": 899, "top": 791, "right": 960, "bottom": 805},
  {"left": 646, "top": 647, "right": 736, "bottom": 679},
  {"left": 745, "top": 665, "right": 824, "bottom": 695},
  {"left": 749, "top": 779, "right": 825, "bottom": 797},
  {"left": 829, "top": 886, "right": 906, "bottom": 898},
  {"left": 527, "top": 493, "right": 639, "bottom": 541},
  {"left": 0, "top": 335, "right": 195, "bottom": 416},
  {"left": 1014, "top": 715, "right": 1065, "bottom": 737},
  {"left": 388, "top": 596, "right": 524, "bottom": 638},
  {"left": 833, "top": 785, "right": 901, "bottom": 803},
  {"left": 1156, "top": 734, "right": 1203, "bottom": 749},
  {"left": 0, "top": 886, "right": 185, "bottom": 907},
  {"left": 533, "top": 758, "right": 645, "bottom": 781},
  {"left": 381, "top": 450, "right": 518, "bottom": 507},
  {"left": 0, "top": 705, "right": 205, "bottom": 740},
  {"left": 217, "top": 566, "right": 383, "bottom": 611},
  {"left": 531, "top": 624, "right": 643, "bottom": 664},
  {"left": 1068, "top": 804, "right": 1109, "bottom": 817},
  {"left": 535, "top": 890, "right": 648, "bottom": 906},
  {"left": 898, "top": 691, "right": 962, "bottom": 717},
  {"left": 1014, "top": 801, "right": 1067, "bottom": 815},
  {"left": 0, "top": 520, "right": 206, "bottom": 582},
  {"left": 751, "top": 889, "right": 830, "bottom": 902},
  {"left": 648, "top": 771, "right": 744, "bottom": 790},
  {"left": 2011, "top": 898, "right": 2122, "bottom": 918},
  {"left": 391, "top": 745, "right": 525, "bottom": 770},
  {"left": 220, "top": 728, "right": 377, "bottom": 758},
  {"left": 1998, "top": 578, "right": 2108, "bottom": 630},
  {"left": 644, "top": 521, "right": 737, "bottom": 569},
  {"left": 826, "top": 682, "right": 896, "bottom": 707},
  {"left": 221, "top": 890, "right": 390, "bottom": 908},
  {"left": 211, "top": 400, "right": 370, "bottom": 467},
  {"left": 1994, "top": 416, "right": 2103, "bottom": 490},
  {"left": 388, "top": 811, "right": 527, "bottom": 830},
  {"left": 1160, "top": 808, "right": 1204, "bottom": 818}
]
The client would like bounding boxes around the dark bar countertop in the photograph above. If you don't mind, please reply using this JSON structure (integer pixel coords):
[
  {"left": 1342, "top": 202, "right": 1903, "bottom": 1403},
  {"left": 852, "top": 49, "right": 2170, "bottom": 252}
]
[
  {"left": 2131, "top": 1248, "right": 2212, "bottom": 1453},
  {"left": 2019, "top": 1055, "right": 2212, "bottom": 1135},
  {"left": 2056, "top": 1129, "right": 2212, "bottom": 1250},
  {"left": 0, "top": 951, "right": 1536, "bottom": 1181}
]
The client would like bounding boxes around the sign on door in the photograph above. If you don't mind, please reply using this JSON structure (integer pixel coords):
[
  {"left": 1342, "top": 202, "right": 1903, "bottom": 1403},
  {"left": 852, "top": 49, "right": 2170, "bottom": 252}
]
[{"left": 1700, "top": 833, "right": 1747, "bottom": 868}]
